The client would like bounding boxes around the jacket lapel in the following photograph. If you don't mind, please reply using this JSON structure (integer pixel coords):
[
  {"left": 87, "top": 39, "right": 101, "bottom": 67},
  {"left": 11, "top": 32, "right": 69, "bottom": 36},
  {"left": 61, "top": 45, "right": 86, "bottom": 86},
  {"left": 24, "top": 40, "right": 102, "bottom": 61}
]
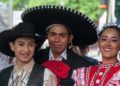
[
  {"left": 39, "top": 48, "right": 49, "bottom": 64},
  {"left": 0, "top": 66, "right": 13, "bottom": 86},
  {"left": 62, "top": 49, "right": 72, "bottom": 66},
  {"left": 27, "top": 64, "right": 45, "bottom": 86}
]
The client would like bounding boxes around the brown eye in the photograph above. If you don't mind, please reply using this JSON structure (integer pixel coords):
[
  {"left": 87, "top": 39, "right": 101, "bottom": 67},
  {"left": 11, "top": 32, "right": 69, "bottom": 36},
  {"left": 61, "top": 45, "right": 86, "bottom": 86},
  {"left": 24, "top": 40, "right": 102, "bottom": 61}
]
[
  {"left": 48, "top": 32, "right": 56, "bottom": 37},
  {"left": 60, "top": 34, "right": 66, "bottom": 37},
  {"left": 60, "top": 33, "right": 68, "bottom": 37},
  {"left": 29, "top": 43, "right": 35, "bottom": 47},
  {"left": 100, "top": 37, "right": 107, "bottom": 41},
  {"left": 18, "top": 43, "right": 24, "bottom": 46},
  {"left": 112, "top": 39, "right": 119, "bottom": 43}
]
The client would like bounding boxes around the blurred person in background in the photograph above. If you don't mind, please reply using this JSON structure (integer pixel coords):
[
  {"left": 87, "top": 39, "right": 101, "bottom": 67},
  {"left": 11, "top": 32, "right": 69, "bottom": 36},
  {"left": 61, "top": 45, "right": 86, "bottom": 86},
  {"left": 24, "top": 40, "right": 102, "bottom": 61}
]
[
  {"left": 71, "top": 45, "right": 98, "bottom": 65},
  {"left": 0, "top": 52, "right": 14, "bottom": 71}
]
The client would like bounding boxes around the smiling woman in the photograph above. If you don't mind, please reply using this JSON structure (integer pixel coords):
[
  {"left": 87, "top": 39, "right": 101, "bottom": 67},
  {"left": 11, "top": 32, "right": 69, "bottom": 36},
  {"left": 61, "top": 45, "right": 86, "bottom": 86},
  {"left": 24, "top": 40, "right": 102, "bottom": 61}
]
[
  {"left": 72, "top": 23, "right": 120, "bottom": 86},
  {"left": 98, "top": 24, "right": 120, "bottom": 64}
]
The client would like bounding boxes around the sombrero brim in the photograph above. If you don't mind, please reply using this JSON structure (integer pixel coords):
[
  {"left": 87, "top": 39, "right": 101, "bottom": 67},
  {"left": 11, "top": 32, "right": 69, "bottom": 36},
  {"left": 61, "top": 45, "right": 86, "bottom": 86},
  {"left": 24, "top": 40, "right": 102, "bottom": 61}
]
[
  {"left": 0, "top": 29, "right": 46, "bottom": 57},
  {"left": 0, "top": 30, "right": 14, "bottom": 56},
  {"left": 21, "top": 5, "right": 98, "bottom": 45}
]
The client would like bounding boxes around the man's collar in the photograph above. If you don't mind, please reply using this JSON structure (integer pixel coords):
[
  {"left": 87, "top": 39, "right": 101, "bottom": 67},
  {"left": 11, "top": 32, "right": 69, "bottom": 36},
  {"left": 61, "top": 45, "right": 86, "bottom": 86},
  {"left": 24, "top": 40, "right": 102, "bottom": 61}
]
[{"left": 49, "top": 48, "right": 67, "bottom": 60}]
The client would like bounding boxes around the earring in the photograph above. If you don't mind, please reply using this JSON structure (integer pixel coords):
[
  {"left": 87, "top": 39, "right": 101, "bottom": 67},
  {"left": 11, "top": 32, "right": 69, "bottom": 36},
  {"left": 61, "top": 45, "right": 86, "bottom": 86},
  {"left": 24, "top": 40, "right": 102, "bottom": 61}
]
[{"left": 117, "top": 51, "right": 120, "bottom": 61}]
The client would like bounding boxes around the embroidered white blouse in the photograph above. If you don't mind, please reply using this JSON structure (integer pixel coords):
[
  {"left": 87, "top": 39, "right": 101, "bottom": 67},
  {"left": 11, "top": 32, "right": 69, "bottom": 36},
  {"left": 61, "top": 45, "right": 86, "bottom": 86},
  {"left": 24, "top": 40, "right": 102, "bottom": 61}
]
[{"left": 72, "top": 62, "right": 120, "bottom": 86}]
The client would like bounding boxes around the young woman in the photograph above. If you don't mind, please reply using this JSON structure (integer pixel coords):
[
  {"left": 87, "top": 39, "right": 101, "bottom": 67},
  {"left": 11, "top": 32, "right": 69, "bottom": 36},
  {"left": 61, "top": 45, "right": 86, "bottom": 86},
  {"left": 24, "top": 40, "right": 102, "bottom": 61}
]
[{"left": 72, "top": 24, "right": 120, "bottom": 86}]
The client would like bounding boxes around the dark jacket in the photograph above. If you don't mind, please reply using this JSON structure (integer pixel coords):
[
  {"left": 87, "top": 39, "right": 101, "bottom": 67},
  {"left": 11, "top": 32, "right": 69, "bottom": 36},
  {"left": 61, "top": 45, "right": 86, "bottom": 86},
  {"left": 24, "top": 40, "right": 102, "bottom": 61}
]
[
  {"left": 0, "top": 64, "right": 45, "bottom": 86},
  {"left": 34, "top": 48, "right": 94, "bottom": 86},
  {"left": 83, "top": 56, "right": 98, "bottom": 65}
]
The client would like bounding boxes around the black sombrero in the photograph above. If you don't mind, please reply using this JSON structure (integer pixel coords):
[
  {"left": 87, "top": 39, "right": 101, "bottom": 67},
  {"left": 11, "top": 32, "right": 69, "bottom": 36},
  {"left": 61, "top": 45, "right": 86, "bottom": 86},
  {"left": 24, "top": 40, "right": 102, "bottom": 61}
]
[
  {"left": 21, "top": 5, "right": 98, "bottom": 46},
  {"left": 0, "top": 29, "right": 13, "bottom": 56},
  {"left": 0, "top": 22, "right": 45, "bottom": 57}
]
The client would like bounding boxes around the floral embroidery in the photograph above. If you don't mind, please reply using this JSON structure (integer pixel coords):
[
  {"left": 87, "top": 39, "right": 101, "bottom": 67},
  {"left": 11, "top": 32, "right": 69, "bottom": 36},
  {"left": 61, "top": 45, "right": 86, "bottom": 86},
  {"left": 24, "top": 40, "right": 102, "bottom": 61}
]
[{"left": 72, "top": 62, "right": 120, "bottom": 86}]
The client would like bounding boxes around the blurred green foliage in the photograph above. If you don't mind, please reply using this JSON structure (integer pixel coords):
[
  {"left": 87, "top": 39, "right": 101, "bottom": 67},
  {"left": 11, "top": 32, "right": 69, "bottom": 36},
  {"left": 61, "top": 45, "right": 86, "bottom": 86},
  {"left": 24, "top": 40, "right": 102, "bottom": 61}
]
[
  {"left": 65, "top": 0, "right": 102, "bottom": 22},
  {"left": 1, "top": 0, "right": 103, "bottom": 22},
  {"left": 0, "top": 0, "right": 7, "bottom": 2}
]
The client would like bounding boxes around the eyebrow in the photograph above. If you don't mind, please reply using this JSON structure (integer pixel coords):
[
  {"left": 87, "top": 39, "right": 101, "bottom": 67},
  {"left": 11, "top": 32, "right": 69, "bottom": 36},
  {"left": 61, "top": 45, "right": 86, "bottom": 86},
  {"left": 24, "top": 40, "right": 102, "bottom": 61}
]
[
  {"left": 48, "top": 31, "right": 69, "bottom": 35},
  {"left": 100, "top": 36, "right": 119, "bottom": 39},
  {"left": 16, "top": 40, "right": 36, "bottom": 43}
]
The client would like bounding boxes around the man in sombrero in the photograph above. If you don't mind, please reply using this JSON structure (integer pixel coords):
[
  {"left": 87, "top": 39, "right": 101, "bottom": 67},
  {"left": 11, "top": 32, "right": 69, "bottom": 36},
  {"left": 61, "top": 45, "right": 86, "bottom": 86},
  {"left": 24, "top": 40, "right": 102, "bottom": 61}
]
[
  {"left": 21, "top": 5, "right": 98, "bottom": 86},
  {"left": 0, "top": 22, "right": 57, "bottom": 86}
]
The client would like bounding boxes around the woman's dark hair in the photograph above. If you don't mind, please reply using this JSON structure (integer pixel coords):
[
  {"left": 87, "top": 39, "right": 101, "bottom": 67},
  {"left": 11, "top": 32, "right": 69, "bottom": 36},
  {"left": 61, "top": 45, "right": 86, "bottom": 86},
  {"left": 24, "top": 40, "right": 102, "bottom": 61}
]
[{"left": 98, "top": 24, "right": 120, "bottom": 36}]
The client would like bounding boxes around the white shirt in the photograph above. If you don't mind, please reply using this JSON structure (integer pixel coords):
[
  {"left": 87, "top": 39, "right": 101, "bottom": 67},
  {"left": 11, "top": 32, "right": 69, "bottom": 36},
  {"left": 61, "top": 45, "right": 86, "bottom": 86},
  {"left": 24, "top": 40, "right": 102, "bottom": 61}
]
[
  {"left": 8, "top": 59, "right": 57, "bottom": 86},
  {"left": 49, "top": 48, "right": 67, "bottom": 61}
]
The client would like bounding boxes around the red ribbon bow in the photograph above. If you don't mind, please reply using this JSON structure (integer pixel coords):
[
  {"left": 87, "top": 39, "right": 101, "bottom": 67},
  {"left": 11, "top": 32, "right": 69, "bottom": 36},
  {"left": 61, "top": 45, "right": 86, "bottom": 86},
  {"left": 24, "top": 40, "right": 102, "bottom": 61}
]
[{"left": 42, "top": 60, "right": 71, "bottom": 86}]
